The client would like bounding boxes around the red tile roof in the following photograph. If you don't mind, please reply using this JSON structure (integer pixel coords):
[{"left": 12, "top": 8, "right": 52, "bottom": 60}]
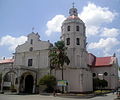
[
  {"left": 67, "top": 15, "right": 80, "bottom": 20},
  {"left": 88, "top": 53, "right": 116, "bottom": 67},
  {"left": 0, "top": 59, "right": 14, "bottom": 64},
  {"left": 95, "top": 57, "right": 114, "bottom": 67}
]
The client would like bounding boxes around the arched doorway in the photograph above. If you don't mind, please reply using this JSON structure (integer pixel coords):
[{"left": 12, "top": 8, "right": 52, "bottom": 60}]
[
  {"left": 25, "top": 75, "right": 33, "bottom": 93},
  {"left": 3, "top": 71, "right": 17, "bottom": 91}
]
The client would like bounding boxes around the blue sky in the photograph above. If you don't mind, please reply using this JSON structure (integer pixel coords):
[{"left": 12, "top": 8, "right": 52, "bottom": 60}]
[{"left": 0, "top": 0, "right": 120, "bottom": 64}]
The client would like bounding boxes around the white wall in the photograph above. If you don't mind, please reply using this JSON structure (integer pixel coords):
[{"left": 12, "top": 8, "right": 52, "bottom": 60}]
[
  {"left": 0, "top": 63, "right": 13, "bottom": 74},
  {"left": 14, "top": 32, "right": 51, "bottom": 69},
  {"left": 54, "top": 68, "right": 93, "bottom": 92},
  {"left": 91, "top": 64, "right": 119, "bottom": 89}
]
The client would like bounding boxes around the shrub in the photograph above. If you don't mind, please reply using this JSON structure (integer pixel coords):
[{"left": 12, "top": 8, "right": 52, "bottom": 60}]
[
  {"left": 39, "top": 74, "right": 56, "bottom": 93},
  {"left": 93, "top": 78, "right": 108, "bottom": 90}
]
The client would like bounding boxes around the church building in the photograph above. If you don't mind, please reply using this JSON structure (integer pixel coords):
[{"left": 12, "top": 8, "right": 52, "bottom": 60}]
[{"left": 0, "top": 6, "right": 119, "bottom": 93}]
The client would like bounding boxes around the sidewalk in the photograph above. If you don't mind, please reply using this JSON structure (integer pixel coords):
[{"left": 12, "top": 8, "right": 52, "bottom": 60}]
[
  {"left": 55, "top": 93, "right": 95, "bottom": 99},
  {"left": 2, "top": 91, "right": 113, "bottom": 99}
]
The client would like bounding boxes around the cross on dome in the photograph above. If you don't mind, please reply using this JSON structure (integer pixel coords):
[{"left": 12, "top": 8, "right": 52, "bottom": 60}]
[
  {"left": 72, "top": 2, "right": 75, "bottom": 8},
  {"left": 69, "top": 3, "right": 78, "bottom": 16}
]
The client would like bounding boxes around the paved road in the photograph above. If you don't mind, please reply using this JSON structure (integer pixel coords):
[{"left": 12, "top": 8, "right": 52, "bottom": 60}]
[
  {"left": 0, "top": 93, "right": 117, "bottom": 100},
  {"left": 90, "top": 93, "right": 116, "bottom": 100}
]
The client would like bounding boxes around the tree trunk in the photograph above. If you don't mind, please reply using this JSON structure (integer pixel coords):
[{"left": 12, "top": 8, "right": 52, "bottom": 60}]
[
  {"left": 62, "top": 65, "right": 64, "bottom": 93},
  {"left": 62, "top": 66, "right": 64, "bottom": 80}
]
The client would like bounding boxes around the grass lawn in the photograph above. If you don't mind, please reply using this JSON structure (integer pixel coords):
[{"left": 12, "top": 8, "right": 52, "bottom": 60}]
[{"left": 94, "top": 90, "right": 111, "bottom": 94}]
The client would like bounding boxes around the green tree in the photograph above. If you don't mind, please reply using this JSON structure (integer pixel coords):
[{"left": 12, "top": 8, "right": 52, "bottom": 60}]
[
  {"left": 100, "top": 79, "right": 108, "bottom": 89},
  {"left": 49, "top": 41, "right": 70, "bottom": 77},
  {"left": 49, "top": 47, "right": 59, "bottom": 74},
  {"left": 39, "top": 74, "right": 56, "bottom": 93},
  {"left": 93, "top": 78, "right": 108, "bottom": 91},
  {"left": 93, "top": 78, "right": 100, "bottom": 90},
  {"left": 49, "top": 41, "right": 70, "bottom": 92}
]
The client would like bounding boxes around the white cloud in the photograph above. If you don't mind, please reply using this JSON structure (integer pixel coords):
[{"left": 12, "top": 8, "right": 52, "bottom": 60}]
[
  {"left": 0, "top": 56, "right": 12, "bottom": 60},
  {"left": 45, "top": 3, "right": 117, "bottom": 37},
  {"left": 79, "top": 2, "right": 117, "bottom": 36},
  {"left": 45, "top": 15, "right": 66, "bottom": 36},
  {"left": 103, "top": 52, "right": 111, "bottom": 56},
  {"left": 101, "top": 28, "right": 120, "bottom": 37},
  {"left": 117, "top": 49, "right": 120, "bottom": 53},
  {"left": 86, "top": 26, "right": 100, "bottom": 36},
  {"left": 80, "top": 3, "right": 119, "bottom": 57},
  {"left": 0, "top": 56, "right": 3, "bottom": 60},
  {"left": 80, "top": 3, "right": 117, "bottom": 26},
  {"left": 88, "top": 38, "right": 120, "bottom": 56},
  {"left": 88, "top": 38, "right": 119, "bottom": 49},
  {"left": 0, "top": 35, "right": 27, "bottom": 51}
]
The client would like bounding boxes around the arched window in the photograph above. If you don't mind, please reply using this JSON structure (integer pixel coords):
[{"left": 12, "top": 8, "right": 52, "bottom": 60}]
[
  {"left": 104, "top": 72, "right": 108, "bottom": 76},
  {"left": 15, "top": 78, "right": 18, "bottom": 84},
  {"left": 73, "top": 11, "right": 76, "bottom": 13},
  {"left": 30, "top": 39, "right": 33, "bottom": 44},
  {"left": 67, "top": 26, "right": 70, "bottom": 31},
  {"left": 76, "top": 38, "right": 80, "bottom": 45},
  {"left": 4, "top": 74, "right": 11, "bottom": 82},
  {"left": 76, "top": 26, "right": 79, "bottom": 31},
  {"left": 66, "top": 38, "right": 70, "bottom": 45},
  {"left": 29, "top": 47, "right": 33, "bottom": 51},
  {"left": 28, "top": 59, "right": 33, "bottom": 66}
]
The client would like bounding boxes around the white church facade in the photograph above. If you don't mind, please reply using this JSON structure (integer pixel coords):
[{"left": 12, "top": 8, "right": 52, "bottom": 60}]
[{"left": 0, "top": 6, "right": 119, "bottom": 93}]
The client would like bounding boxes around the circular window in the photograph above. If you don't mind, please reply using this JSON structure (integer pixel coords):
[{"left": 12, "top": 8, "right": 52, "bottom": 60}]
[
  {"left": 93, "top": 73, "right": 96, "bottom": 77},
  {"left": 104, "top": 72, "right": 108, "bottom": 76}
]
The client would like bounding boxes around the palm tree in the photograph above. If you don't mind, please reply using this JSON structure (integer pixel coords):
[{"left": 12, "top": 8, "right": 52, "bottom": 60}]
[
  {"left": 0, "top": 73, "right": 2, "bottom": 89},
  {"left": 49, "top": 47, "right": 59, "bottom": 74},
  {"left": 49, "top": 41, "right": 70, "bottom": 92}
]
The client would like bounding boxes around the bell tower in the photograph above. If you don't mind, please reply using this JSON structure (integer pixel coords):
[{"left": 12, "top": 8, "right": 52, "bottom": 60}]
[
  {"left": 61, "top": 5, "right": 88, "bottom": 68},
  {"left": 56, "top": 4, "right": 93, "bottom": 92}
]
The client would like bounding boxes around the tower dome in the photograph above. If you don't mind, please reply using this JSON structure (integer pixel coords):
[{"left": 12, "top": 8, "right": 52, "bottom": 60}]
[
  {"left": 61, "top": 5, "right": 86, "bottom": 49},
  {"left": 62, "top": 5, "right": 84, "bottom": 25}
]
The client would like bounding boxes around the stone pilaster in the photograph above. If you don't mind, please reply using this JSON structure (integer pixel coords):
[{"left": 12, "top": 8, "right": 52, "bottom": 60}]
[{"left": 0, "top": 75, "right": 4, "bottom": 93}]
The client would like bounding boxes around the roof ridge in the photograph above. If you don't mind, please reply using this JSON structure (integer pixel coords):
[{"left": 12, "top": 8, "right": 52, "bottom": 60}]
[{"left": 96, "top": 56, "right": 113, "bottom": 58}]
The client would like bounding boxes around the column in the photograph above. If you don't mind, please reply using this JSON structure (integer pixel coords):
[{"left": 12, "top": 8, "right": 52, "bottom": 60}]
[
  {"left": 33, "top": 77, "right": 36, "bottom": 93},
  {"left": 17, "top": 76, "right": 20, "bottom": 94},
  {"left": 1, "top": 75, "right": 4, "bottom": 93}
]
